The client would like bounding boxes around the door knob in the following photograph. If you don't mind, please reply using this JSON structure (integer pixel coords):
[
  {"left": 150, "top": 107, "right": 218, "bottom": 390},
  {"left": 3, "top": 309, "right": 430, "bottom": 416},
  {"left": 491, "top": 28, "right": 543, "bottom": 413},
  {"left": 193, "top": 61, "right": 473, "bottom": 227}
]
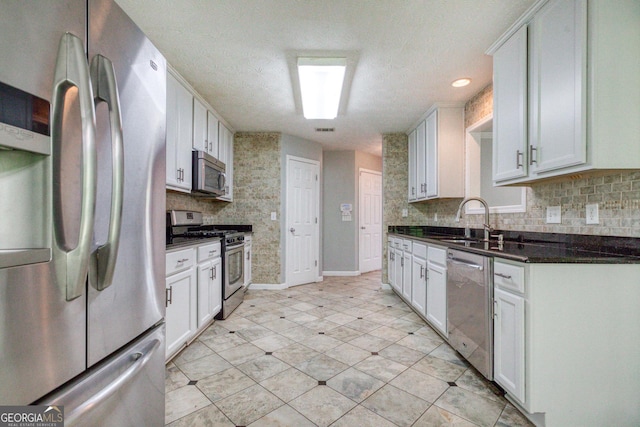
[
  {"left": 361, "top": 226, "right": 366, "bottom": 229},
  {"left": 289, "top": 228, "right": 295, "bottom": 233}
]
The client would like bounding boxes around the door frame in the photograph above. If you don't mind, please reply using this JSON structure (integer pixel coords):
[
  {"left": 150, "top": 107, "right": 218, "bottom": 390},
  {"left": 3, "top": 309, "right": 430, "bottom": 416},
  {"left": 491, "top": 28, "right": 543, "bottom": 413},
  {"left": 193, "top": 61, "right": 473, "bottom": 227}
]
[
  {"left": 285, "top": 155, "right": 320, "bottom": 287},
  {"left": 358, "top": 168, "right": 382, "bottom": 274}
]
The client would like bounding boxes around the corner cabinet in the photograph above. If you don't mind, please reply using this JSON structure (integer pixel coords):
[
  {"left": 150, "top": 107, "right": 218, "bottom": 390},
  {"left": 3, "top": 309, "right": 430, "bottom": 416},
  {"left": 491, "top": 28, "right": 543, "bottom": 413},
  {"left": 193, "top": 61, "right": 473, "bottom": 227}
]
[
  {"left": 166, "top": 71, "right": 193, "bottom": 192},
  {"left": 407, "top": 105, "right": 464, "bottom": 202},
  {"left": 490, "top": 0, "right": 640, "bottom": 185}
]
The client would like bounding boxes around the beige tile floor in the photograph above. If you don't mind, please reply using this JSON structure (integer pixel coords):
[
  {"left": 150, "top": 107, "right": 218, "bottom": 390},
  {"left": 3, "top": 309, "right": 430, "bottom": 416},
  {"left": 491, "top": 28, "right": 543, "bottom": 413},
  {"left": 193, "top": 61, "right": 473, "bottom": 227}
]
[{"left": 165, "top": 271, "right": 533, "bottom": 427}]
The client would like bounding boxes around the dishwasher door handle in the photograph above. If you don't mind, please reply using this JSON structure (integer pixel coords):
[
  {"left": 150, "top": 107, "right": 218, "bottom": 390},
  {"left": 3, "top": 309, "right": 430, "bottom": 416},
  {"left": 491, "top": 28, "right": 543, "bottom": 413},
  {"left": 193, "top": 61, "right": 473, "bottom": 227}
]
[{"left": 447, "top": 257, "right": 484, "bottom": 271}]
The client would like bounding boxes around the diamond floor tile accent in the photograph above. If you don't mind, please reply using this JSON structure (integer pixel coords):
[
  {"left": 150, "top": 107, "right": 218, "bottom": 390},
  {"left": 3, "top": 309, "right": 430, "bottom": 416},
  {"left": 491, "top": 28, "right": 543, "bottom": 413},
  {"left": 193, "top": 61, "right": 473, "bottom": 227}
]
[{"left": 165, "top": 271, "right": 533, "bottom": 427}]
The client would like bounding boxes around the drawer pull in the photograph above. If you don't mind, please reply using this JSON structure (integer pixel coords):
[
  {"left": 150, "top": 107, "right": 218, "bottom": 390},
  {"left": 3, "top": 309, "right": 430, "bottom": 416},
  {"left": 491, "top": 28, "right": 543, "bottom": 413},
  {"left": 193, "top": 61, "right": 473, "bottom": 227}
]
[
  {"left": 495, "top": 272, "right": 512, "bottom": 280},
  {"left": 176, "top": 258, "right": 189, "bottom": 264}
]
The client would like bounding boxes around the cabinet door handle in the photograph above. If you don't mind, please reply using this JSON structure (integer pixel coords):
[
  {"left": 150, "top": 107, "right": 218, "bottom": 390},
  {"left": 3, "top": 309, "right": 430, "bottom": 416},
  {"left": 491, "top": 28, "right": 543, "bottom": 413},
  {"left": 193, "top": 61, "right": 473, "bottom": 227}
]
[
  {"left": 516, "top": 150, "right": 523, "bottom": 169},
  {"left": 529, "top": 145, "right": 538, "bottom": 165},
  {"left": 495, "top": 272, "right": 512, "bottom": 280},
  {"left": 213, "top": 265, "right": 216, "bottom": 279},
  {"left": 420, "top": 265, "right": 424, "bottom": 279},
  {"left": 166, "top": 286, "right": 173, "bottom": 306},
  {"left": 493, "top": 298, "right": 498, "bottom": 319},
  {"left": 210, "top": 267, "right": 214, "bottom": 280}
]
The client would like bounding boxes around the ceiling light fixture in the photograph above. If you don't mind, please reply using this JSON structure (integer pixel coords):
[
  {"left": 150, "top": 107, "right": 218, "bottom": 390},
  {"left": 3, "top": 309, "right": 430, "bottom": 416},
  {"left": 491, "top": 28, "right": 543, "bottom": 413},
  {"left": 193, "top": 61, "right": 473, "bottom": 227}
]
[
  {"left": 297, "top": 57, "right": 346, "bottom": 119},
  {"left": 451, "top": 78, "right": 471, "bottom": 88}
]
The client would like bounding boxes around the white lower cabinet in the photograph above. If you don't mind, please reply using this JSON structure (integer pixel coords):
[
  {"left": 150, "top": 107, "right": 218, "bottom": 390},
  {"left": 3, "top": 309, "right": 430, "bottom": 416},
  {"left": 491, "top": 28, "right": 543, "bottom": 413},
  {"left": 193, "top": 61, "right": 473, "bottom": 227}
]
[
  {"left": 387, "top": 241, "right": 395, "bottom": 290},
  {"left": 165, "top": 263, "right": 197, "bottom": 360},
  {"left": 411, "top": 244, "right": 427, "bottom": 316},
  {"left": 197, "top": 257, "right": 221, "bottom": 330},
  {"left": 401, "top": 250, "right": 411, "bottom": 302},
  {"left": 493, "top": 260, "right": 526, "bottom": 405},
  {"left": 494, "top": 287, "right": 525, "bottom": 403},
  {"left": 426, "top": 250, "right": 447, "bottom": 337},
  {"left": 166, "top": 241, "right": 222, "bottom": 361}
]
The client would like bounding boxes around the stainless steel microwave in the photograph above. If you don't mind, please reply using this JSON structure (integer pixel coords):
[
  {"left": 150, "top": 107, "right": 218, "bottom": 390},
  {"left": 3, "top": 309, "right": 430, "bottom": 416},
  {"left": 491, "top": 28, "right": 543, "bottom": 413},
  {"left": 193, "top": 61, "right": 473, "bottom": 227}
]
[{"left": 192, "top": 150, "right": 226, "bottom": 197}]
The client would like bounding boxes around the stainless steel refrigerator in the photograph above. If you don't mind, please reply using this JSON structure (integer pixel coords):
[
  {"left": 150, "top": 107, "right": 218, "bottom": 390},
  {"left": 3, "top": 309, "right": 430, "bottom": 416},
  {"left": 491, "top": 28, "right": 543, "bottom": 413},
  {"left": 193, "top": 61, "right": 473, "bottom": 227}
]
[{"left": 0, "top": 0, "right": 166, "bottom": 425}]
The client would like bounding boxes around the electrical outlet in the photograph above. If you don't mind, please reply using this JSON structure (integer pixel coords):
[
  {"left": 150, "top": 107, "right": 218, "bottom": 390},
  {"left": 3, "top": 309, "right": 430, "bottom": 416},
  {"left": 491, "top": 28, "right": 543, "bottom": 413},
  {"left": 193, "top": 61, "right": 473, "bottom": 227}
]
[
  {"left": 401, "top": 209, "right": 408, "bottom": 217},
  {"left": 434, "top": 213, "right": 438, "bottom": 222},
  {"left": 586, "top": 203, "right": 599, "bottom": 224},
  {"left": 546, "top": 206, "right": 561, "bottom": 224},
  {"left": 270, "top": 212, "right": 277, "bottom": 221}
]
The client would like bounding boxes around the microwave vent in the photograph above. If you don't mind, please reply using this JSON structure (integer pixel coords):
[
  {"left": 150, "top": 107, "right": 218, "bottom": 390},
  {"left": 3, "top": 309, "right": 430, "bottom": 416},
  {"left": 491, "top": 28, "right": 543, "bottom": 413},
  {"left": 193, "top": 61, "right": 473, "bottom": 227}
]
[{"left": 315, "top": 127, "right": 335, "bottom": 132}]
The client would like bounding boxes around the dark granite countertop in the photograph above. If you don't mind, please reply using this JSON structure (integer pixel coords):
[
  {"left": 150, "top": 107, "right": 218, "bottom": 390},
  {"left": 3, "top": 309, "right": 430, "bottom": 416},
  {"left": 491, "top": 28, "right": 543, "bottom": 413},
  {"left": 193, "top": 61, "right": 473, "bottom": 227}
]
[
  {"left": 166, "top": 236, "right": 222, "bottom": 251},
  {"left": 210, "top": 224, "right": 253, "bottom": 232},
  {"left": 389, "top": 226, "right": 640, "bottom": 263}
]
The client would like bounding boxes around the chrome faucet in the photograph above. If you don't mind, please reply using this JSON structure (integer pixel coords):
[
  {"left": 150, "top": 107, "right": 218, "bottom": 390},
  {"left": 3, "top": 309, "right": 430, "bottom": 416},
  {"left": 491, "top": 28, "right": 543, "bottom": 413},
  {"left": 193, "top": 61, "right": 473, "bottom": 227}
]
[{"left": 455, "top": 197, "right": 492, "bottom": 242}]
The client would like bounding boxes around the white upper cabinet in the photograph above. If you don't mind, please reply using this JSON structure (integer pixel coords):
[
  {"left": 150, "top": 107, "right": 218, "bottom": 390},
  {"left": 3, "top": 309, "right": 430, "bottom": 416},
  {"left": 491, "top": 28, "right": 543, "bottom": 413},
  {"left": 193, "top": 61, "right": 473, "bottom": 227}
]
[
  {"left": 493, "top": 25, "right": 528, "bottom": 182},
  {"left": 408, "top": 105, "right": 464, "bottom": 202},
  {"left": 192, "top": 96, "right": 219, "bottom": 157},
  {"left": 408, "top": 128, "right": 417, "bottom": 201},
  {"left": 166, "top": 65, "right": 234, "bottom": 195},
  {"left": 529, "top": 0, "right": 586, "bottom": 174},
  {"left": 217, "top": 122, "right": 234, "bottom": 201},
  {"left": 207, "top": 111, "right": 219, "bottom": 158},
  {"left": 490, "top": 0, "right": 640, "bottom": 185},
  {"left": 192, "top": 97, "right": 208, "bottom": 153},
  {"left": 166, "top": 71, "right": 193, "bottom": 192}
]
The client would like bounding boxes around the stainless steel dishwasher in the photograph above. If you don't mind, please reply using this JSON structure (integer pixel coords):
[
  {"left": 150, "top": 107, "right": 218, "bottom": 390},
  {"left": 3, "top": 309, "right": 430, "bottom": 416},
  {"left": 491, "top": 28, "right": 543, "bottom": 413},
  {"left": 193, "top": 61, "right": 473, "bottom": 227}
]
[{"left": 447, "top": 249, "right": 493, "bottom": 380}]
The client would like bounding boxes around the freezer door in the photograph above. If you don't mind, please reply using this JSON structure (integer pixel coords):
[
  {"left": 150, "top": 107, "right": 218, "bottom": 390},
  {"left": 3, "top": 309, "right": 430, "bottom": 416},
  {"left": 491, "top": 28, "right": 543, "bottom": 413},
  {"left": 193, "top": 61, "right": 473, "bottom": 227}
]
[
  {"left": 0, "top": 1, "right": 89, "bottom": 405},
  {"left": 38, "top": 323, "right": 166, "bottom": 427},
  {"left": 86, "top": 0, "right": 166, "bottom": 366}
]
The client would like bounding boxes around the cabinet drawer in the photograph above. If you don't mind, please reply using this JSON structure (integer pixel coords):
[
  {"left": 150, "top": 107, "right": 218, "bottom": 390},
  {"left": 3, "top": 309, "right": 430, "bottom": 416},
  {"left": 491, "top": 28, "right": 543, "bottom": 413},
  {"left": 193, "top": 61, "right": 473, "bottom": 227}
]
[
  {"left": 428, "top": 246, "right": 447, "bottom": 266},
  {"left": 393, "top": 238, "right": 402, "bottom": 249},
  {"left": 494, "top": 260, "right": 525, "bottom": 293},
  {"left": 401, "top": 239, "right": 412, "bottom": 253},
  {"left": 413, "top": 242, "right": 427, "bottom": 259},
  {"left": 197, "top": 241, "right": 221, "bottom": 262},
  {"left": 166, "top": 247, "right": 196, "bottom": 276}
]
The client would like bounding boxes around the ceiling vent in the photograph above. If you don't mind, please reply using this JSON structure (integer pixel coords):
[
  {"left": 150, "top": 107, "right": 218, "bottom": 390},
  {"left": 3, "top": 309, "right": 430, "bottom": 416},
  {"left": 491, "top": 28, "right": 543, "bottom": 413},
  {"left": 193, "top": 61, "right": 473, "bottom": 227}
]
[{"left": 315, "top": 127, "right": 335, "bottom": 132}]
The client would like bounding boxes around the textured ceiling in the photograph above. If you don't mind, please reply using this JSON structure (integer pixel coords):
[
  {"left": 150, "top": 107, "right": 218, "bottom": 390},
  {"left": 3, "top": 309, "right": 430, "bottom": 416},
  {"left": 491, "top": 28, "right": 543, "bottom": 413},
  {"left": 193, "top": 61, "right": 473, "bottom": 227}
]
[{"left": 114, "top": 0, "right": 535, "bottom": 156}]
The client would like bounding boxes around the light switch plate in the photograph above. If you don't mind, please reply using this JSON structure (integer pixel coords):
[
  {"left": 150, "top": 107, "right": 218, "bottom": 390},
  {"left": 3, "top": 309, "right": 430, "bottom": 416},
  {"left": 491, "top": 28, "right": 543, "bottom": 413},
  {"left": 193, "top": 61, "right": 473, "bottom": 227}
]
[
  {"left": 546, "top": 206, "right": 561, "bottom": 224},
  {"left": 270, "top": 212, "right": 277, "bottom": 221},
  {"left": 586, "top": 203, "right": 599, "bottom": 224},
  {"left": 401, "top": 209, "right": 408, "bottom": 217}
]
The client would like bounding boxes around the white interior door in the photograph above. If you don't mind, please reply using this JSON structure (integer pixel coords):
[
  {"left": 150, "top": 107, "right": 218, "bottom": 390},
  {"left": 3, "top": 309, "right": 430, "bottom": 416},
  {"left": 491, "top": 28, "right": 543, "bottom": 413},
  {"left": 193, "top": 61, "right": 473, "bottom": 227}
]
[
  {"left": 286, "top": 156, "right": 319, "bottom": 286},
  {"left": 359, "top": 169, "right": 382, "bottom": 273}
]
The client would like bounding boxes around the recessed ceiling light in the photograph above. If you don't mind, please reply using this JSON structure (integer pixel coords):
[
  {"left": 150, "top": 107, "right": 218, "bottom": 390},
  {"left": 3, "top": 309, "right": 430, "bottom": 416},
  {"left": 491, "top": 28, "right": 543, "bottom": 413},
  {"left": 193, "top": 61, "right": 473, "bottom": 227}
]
[
  {"left": 451, "top": 78, "right": 471, "bottom": 88},
  {"left": 297, "top": 57, "right": 346, "bottom": 120}
]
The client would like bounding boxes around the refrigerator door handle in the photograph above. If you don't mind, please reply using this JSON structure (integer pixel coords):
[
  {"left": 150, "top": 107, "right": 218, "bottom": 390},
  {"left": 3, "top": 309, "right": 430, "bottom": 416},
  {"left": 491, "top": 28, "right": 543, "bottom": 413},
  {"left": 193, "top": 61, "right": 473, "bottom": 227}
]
[
  {"left": 51, "top": 32, "right": 97, "bottom": 301},
  {"left": 89, "top": 54, "right": 124, "bottom": 291},
  {"left": 64, "top": 338, "right": 160, "bottom": 426}
]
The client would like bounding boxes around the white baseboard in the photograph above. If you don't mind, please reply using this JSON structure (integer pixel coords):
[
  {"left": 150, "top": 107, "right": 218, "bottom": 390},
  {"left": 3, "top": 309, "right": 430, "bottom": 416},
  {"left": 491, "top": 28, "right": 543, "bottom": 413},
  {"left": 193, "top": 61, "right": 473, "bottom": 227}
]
[
  {"left": 249, "top": 283, "right": 289, "bottom": 290},
  {"left": 380, "top": 283, "right": 392, "bottom": 290},
  {"left": 322, "top": 270, "right": 361, "bottom": 277}
]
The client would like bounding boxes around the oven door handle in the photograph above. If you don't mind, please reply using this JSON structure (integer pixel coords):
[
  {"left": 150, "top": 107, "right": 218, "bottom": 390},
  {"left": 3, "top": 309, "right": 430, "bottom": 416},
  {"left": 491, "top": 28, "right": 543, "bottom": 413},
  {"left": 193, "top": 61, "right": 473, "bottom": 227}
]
[
  {"left": 51, "top": 33, "right": 97, "bottom": 301},
  {"left": 89, "top": 54, "right": 124, "bottom": 291}
]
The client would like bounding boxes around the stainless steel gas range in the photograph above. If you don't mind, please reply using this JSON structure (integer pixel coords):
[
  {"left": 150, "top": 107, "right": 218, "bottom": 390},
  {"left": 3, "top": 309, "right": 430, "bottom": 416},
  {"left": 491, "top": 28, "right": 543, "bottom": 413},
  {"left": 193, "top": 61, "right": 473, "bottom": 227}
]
[{"left": 167, "top": 210, "right": 245, "bottom": 319}]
